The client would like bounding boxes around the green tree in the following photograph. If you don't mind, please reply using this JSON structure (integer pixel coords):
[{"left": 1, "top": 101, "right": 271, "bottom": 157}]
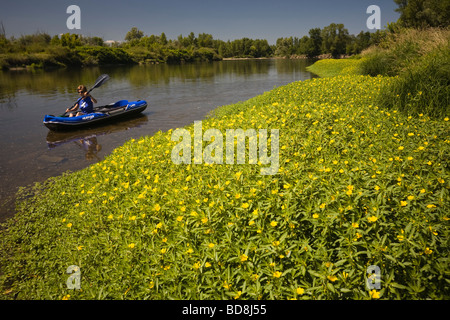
[
  {"left": 394, "top": 0, "right": 450, "bottom": 28},
  {"left": 60, "top": 33, "right": 81, "bottom": 48},
  {"left": 159, "top": 32, "right": 168, "bottom": 45},
  {"left": 321, "top": 23, "right": 350, "bottom": 57},
  {"left": 125, "top": 27, "right": 144, "bottom": 41},
  {"left": 305, "top": 28, "right": 322, "bottom": 58}
]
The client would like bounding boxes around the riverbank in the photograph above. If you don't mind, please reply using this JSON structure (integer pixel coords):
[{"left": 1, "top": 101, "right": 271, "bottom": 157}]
[{"left": 1, "top": 62, "right": 448, "bottom": 299}]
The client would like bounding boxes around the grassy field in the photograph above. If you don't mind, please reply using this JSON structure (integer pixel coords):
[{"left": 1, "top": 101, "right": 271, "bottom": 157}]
[{"left": 1, "top": 63, "right": 448, "bottom": 299}]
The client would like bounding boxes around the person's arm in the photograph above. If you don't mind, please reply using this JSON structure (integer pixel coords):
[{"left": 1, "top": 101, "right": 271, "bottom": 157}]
[
  {"left": 89, "top": 95, "right": 97, "bottom": 104},
  {"left": 66, "top": 103, "right": 79, "bottom": 112}
]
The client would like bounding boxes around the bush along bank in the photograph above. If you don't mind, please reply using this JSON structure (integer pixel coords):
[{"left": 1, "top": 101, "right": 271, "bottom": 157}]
[
  {"left": 307, "top": 28, "right": 450, "bottom": 119},
  {"left": 1, "top": 72, "right": 449, "bottom": 299}
]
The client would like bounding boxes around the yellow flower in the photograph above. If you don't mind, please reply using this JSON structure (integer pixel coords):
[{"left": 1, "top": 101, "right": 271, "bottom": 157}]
[
  {"left": 240, "top": 254, "right": 248, "bottom": 262},
  {"left": 312, "top": 213, "right": 319, "bottom": 219},
  {"left": 319, "top": 203, "right": 326, "bottom": 209},
  {"left": 176, "top": 216, "right": 184, "bottom": 222},
  {"left": 205, "top": 262, "right": 212, "bottom": 268},
  {"left": 426, "top": 204, "right": 436, "bottom": 209},
  {"left": 352, "top": 222, "right": 359, "bottom": 228},
  {"left": 270, "top": 221, "right": 278, "bottom": 227},
  {"left": 424, "top": 247, "right": 433, "bottom": 255},
  {"left": 208, "top": 243, "right": 215, "bottom": 249},
  {"left": 346, "top": 185, "right": 353, "bottom": 195},
  {"left": 273, "top": 271, "right": 282, "bottom": 278},
  {"left": 62, "top": 294, "right": 71, "bottom": 300},
  {"left": 407, "top": 195, "right": 414, "bottom": 201},
  {"left": 153, "top": 203, "right": 161, "bottom": 211},
  {"left": 398, "top": 146, "right": 404, "bottom": 150},
  {"left": 241, "top": 203, "right": 249, "bottom": 209},
  {"left": 369, "top": 289, "right": 380, "bottom": 299},
  {"left": 193, "top": 262, "right": 201, "bottom": 269},
  {"left": 223, "top": 281, "right": 231, "bottom": 289},
  {"left": 296, "top": 287, "right": 305, "bottom": 295},
  {"left": 368, "top": 216, "right": 377, "bottom": 223},
  {"left": 128, "top": 243, "right": 135, "bottom": 249},
  {"left": 327, "top": 275, "right": 337, "bottom": 282},
  {"left": 160, "top": 248, "right": 167, "bottom": 254},
  {"left": 66, "top": 223, "right": 72, "bottom": 228}
]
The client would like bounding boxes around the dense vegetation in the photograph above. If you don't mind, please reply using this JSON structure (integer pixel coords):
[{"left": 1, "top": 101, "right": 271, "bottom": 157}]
[{"left": 307, "top": 28, "right": 449, "bottom": 119}]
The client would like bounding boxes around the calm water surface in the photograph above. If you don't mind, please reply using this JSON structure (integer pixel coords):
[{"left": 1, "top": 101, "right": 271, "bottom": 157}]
[{"left": 0, "top": 59, "right": 317, "bottom": 221}]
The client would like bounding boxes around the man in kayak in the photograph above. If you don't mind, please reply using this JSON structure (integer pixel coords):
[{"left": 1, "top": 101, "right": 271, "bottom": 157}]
[{"left": 66, "top": 85, "right": 98, "bottom": 117}]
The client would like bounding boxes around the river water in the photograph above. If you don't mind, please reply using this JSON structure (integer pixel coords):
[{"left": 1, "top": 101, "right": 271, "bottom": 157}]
[{"left": 0, "top": 59, "right": 317, "bottom": 221}]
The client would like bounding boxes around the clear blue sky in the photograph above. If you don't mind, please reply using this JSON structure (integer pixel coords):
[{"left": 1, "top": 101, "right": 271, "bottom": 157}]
[{"left": 1, "top": 0, "right": 400, "bottom": 44}]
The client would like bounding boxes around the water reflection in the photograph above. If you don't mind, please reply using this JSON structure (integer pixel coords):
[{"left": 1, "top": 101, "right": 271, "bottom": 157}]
[
  {"left": 0, "top": 59, "right": 315, "bottom": 102},
  {"left": 46, "top": 113, "right": 149, "bottom": 156}
]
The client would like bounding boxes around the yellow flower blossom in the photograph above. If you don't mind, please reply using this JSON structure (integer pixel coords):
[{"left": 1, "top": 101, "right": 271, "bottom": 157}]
[
  {"left": 327, "top": 275, "right": 337, "bottom": 282},
  {"left": 369, "top": 289, "right": 380, "bottom": 299},
  {"left": 273, "top": 271, "right": 282, "bottom": 278}
]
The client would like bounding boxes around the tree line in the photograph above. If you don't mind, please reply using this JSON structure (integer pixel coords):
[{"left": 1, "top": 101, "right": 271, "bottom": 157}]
[
  {"left": 0, "top": 22, "right": 385, "bottom": 69},
  {"left": 122, "top": 24, "right": 383, "bottom": 60},
  {"left": 1, "top": 0, "right": 446, "bottom": 68}
]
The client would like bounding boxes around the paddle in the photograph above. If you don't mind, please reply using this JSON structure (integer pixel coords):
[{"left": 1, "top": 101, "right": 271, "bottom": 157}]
[{"left": 63, "top": 74, "right": 110, "bottom": 116}]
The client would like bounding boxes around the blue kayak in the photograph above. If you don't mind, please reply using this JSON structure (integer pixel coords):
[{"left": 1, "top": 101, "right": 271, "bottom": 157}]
[{"left": 43, "top": 99, "right": 147, "bottom": 131}]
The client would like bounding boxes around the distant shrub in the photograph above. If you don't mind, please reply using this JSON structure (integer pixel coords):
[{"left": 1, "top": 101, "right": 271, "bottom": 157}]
[{"left": 74, "top": 47, "right": 135, "bottom": 65}]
